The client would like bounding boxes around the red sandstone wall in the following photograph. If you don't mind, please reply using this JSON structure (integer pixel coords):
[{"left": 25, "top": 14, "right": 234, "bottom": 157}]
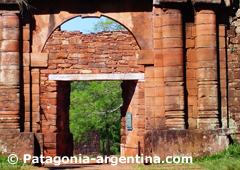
[
  {"left": 149, "top": 6, "right": 228, "bottom": 131},
  {"left": 227, "top": 10, "right": 240, "bottom": 140},
  {"left": 42, "top": 31, "right": 142, "bottom": 74}
]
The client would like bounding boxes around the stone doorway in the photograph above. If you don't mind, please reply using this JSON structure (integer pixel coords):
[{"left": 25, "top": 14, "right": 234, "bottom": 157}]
[{"left": 40, "top": 75, "right": 144, "bottom": 157}]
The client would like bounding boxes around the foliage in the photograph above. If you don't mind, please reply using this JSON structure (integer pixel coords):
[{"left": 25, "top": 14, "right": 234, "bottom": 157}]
[
  {"left": 69, "top": 81, "right": 122, "bottom": 155},
  {"left": 0, "top": 154, "right": 30, "bottom": 170},
  {"left": 92, "top": 17, "right": 126, "bottom": 32}
]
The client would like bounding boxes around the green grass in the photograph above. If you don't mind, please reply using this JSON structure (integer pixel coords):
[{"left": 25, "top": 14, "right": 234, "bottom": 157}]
[
  {"left": 130, "top": 138, "right": 240, "bottom": 170},
  {"left": 195, "top": 139, "right": 240, "bottom": 170},
  {"left": 0, "top": 154, "right": 31, "bottom": 170}
]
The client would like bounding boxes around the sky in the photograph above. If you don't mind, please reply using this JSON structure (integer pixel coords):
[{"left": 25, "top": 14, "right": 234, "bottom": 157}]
[{"left": 61, "top": 16, "right": 101, "bottom": 33}]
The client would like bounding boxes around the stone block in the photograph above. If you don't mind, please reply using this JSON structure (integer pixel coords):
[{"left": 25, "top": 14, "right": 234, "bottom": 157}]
[
  {"left": 1, "top": 40, "right": 19, "bottom": 52},
  {"left": 32, "top": 84, "right": 39, "bottom": 94},
  {"left": 31, "top": 53, "right": 48, "bottom": 67},
  {"left": 165, "top": 86, "right": 184, "bottom": 96},
  {"left": 23, "top": 53, "right": 30, "bottom": 66},
  {"left": 145, "top": 87, "right": 155, "bottom": 97},
  {"left": 146, "top": 106, "right": 155, "bottom": 117},
  {"left": 145, "top": 66, "right": 154, "bottom": 78},
  {"left": 196, "top": 24, "right": 216, "bottom": 35},
  {"left": 31, "top": 72, "right": 39, "bottom": 84},
  {"left": 198, "top": 98, "right": 218, "bottom": 110},
  {"left": 2, "top": 28, "right": 19, "bottom": 40},
  {"left": 0, "top": 132, "right": 34, "bottom": 163},
  {"left": 198, "top": 60, "right": 217, "bottom": 68},
  {"left": 187, "top": 49, "right": 197, "bottom": 61},
  {"left": 153, "top": 16, "right": 162, "bottom": 27},
  {"left": 165, "top": 96, "right": 184, "bottom": 106},
  {"left": 195, "top": 13, "right": 216, "bottom": 25},
  {"left": 63, "top": 69, "right": 80, "bottom": 74},
  {"left": 164, "top": 66, "right": 183, "bottom": 77},
  {"left": 162, "top": 25, "right": 182, "bottom": 38},
  {"left": 198, "top": 85, "right": 217, "bottom": 97},
  {"left": 154, "top": 50, "right": 163, "bottom": 66},
  {"left": 1, "top": 70, "right": 19, "bottom": 85},
  {"left": 162, "top": 11, "right": 182, "bottom": 26},
  {"left": 136, "top": 50, "right": 154, "bottom": 65},
  {"left": 153, "top": 27, "right": 162, "bottom": 39},
  {"left": 163, "top": 49, "right": 183, "bottom": 66},
  {"left": 145, "top": 78, "right": 155, "bottom": 87},
  {"left": 197, "top": 48, "right": 216, "bottom": 61},
  {"left": 2, "top": 14, "right": 19, "bottom": 28},
  {"left": 154, "top": 67, "right": 164, "bottom": 78},
  {"left": 32, "top": 100, "right": 40, "bottom": 112},
  {"left": 151, "top": 129, "right": 229, "bottom": 160},
  {"left": 186, "top": 39, "right": 195, "bottom": 48},
  {"left": 23, "top": 28, "right": 30, "bottom": 41},
  {"left": 155, "top": 87, "right": 164, "bottom": 97},
  {"left": 196, "top": 68, "right": 217, "bottom": 81},
  {"left": 154, "top": 106, "right": 165, "bottom": 117},
  {"left": 145, "top": 96, "right": 155, "bottom": 105},
  {"left": 23, "top": 41, "right": 30, "bottom": 53},
  {"left": 23, "top": 70, "right": 30, "bottom": 84},
  {"left": 219, "top": 25, "right": 225, "bottom": 37},
  {"left": 186, "top": 69, "right": 195, "bottom": 78},
  {"left": 196, "top": 35, "right": 216, "bottom": 48},
  {"left": 58, "top": 64, "right": 72, "bottom": 68},
  {"left": 154, "top": 77, "right": 164, "bottom": 87},
  {"left": 219, "top": 37, "right": 226, "bottom": 49},
  {"left": 163, "top": 38, "right": 183, "bottom": 48},
  {"left": 155, "top": 97, "right": 165, "bottom": 106},
  {"left": 188, "top": 88, "right": 198, "bottom": 96},
  {"left": 154, "top": 39, "right": 163, "bottom": 49}
]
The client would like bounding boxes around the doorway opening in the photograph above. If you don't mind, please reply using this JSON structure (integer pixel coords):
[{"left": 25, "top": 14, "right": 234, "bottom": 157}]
[{"left": 70, "top": 81, "right": 123, "bottom": 156}]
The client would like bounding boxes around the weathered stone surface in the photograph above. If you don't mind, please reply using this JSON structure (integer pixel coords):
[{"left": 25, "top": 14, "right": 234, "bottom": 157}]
[
  {"left": 42, "top": 31, "right": 141, "bottom": 75},
  {"left": 137, "top": 50, "right": 154, "bottom": 65},
  {"left": 147, "top": 129, "right": 229, "bottom": 160},
  {"left": 0, "top": 133, "right": 35, "bottom": 162}
]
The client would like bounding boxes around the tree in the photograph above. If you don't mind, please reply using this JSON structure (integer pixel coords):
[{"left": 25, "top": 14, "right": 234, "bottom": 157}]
[
  {"left": 92, "top": 17, "right": 126, "bottom": 32},
  {"left": 70, "top": 81, "right": 122, "bottom": 155}
]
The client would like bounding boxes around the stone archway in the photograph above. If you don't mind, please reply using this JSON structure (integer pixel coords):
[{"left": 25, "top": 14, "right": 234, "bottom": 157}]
[{"left": 40, "top": 28, "right": 146, "bottom": 157}]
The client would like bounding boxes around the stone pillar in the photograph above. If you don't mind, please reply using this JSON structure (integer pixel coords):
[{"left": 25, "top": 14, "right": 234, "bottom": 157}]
[
  {"left": 0, "top": 13, "right": 20, "bottom": 132},
  {"left": 162, "top": 9, "right": 185, "bottom": 129},
  {"left": 152, "top": 7, "right": 165, "bottom": 130},
  {"left": 196, "top": 9, "right": 219, "bottom": 129}
]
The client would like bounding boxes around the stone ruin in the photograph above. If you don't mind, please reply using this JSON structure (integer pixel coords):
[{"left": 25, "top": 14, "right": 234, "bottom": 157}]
[{"left": 0, "top": 0, "right": 239, "bottom": 162}]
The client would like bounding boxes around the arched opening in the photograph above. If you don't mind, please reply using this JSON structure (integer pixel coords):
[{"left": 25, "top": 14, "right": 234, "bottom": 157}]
[
  {"left": 40, "top": 16, "right": 144, "bottom": 159},
  {"left": 60, "top": 16, "right": 126, "bottom": 33}
]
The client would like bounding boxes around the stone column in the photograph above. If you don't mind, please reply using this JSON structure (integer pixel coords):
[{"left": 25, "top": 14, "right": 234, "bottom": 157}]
[
  {"left": 196, "top": 9, "right": 219, "bottom": 129},
  {"left": 162, "top": 9, "right": 185, "bottom": 129},
  {"left": 0, "top": 13, "right": 20, "bottom": 132}
]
